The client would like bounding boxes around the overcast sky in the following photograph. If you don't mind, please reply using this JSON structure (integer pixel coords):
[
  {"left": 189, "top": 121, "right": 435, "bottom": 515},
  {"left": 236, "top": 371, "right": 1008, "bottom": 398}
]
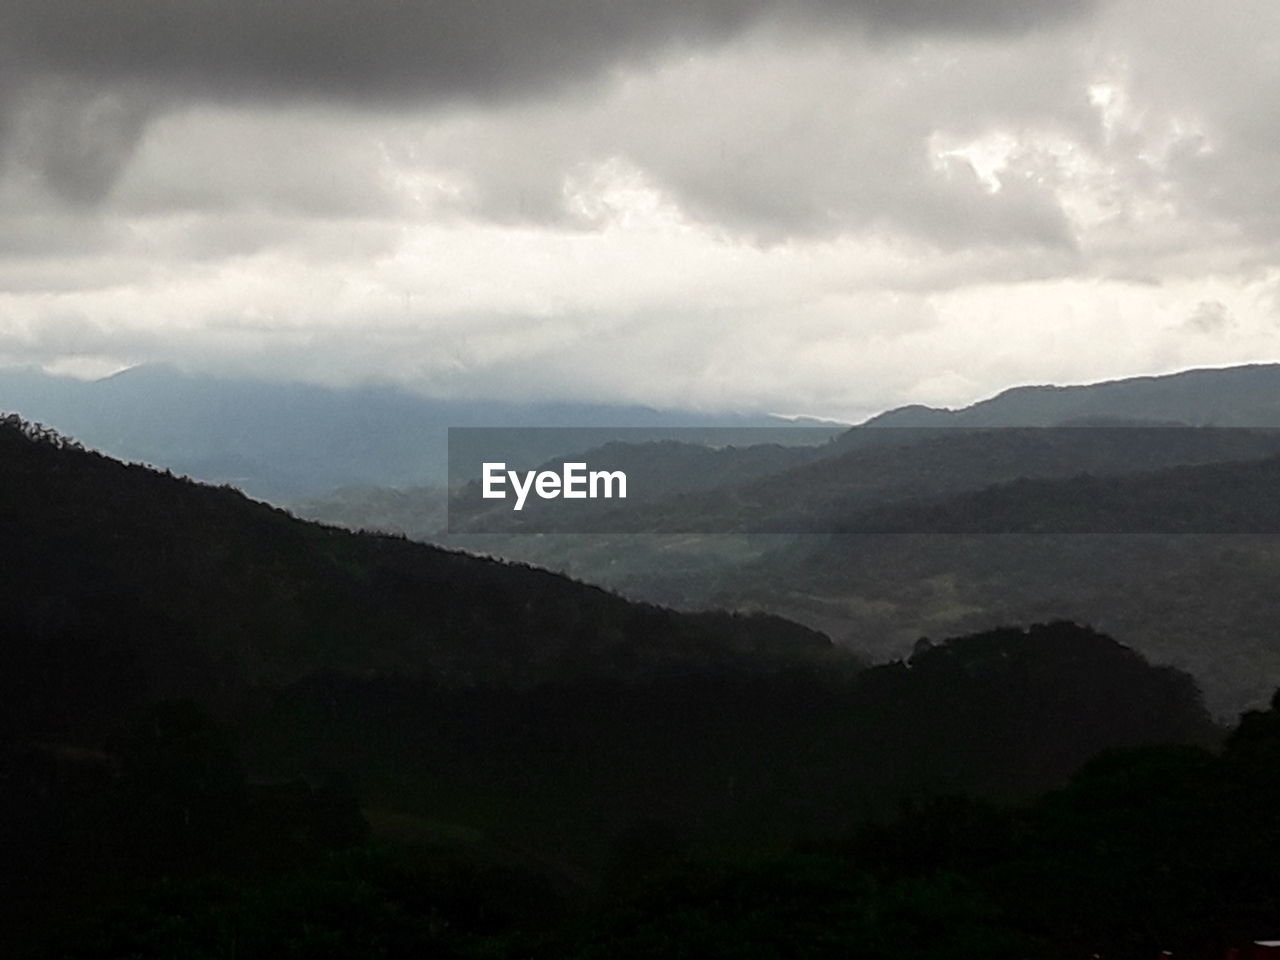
[{"left": 1, "top": 0, "right": 1278, "bottom": 419}]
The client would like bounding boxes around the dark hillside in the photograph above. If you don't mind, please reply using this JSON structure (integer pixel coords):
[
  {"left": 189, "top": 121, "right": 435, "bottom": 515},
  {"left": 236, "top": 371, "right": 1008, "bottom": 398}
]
[
  {"left": 0, "top": 413, "right": 830, "bottom": 741},
  {"left": 0, "top": 413, "right": 1226, "bottom": 958}
]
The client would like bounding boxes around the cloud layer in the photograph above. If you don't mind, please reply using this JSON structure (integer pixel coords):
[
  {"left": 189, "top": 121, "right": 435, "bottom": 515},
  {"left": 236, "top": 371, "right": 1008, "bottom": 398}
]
[
  {"left": 1, "top": 0, "right": 1278, "bottom": 417},
  {"left": 5, "top": 0, "right": 1092, "bottom": 100}
]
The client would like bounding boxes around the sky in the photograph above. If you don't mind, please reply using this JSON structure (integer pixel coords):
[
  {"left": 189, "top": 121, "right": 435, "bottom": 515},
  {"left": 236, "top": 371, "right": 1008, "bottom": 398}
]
[{"left": 1, "top": 0, "right": 1278, "bottom": 420}]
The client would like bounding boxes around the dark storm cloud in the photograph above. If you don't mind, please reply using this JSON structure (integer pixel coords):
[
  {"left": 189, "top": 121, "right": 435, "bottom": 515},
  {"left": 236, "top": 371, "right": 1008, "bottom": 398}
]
[
  {"left": 3, "top": 0, "right": 1095, "bottom": 105},
  {"left": 18, "top": 86, "right": 156, "bottom": 206}
]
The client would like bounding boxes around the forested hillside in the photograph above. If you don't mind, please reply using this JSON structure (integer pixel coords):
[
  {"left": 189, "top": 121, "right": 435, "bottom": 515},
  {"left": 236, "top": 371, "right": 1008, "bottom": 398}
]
[
  {"left": 0, "top": 413, "right": 1228, "bottom": 957},
  {"left": 1, "top": 412, "right": 833, "bottom": 730},
  {"left": 305, "top": 426, "right": 1280, "bottom": 715}
]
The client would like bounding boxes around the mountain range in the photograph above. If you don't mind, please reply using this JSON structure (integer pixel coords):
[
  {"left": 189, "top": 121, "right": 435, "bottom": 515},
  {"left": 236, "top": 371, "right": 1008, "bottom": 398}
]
[
  {"left": 0, "top": 409, "right": 1223, "bottom": 957},
  {"left": 9, "top": 361, "right": 1280, "bottom": 955},
  {"left": 0, "top": 364, "right": 842, "bottom": 500},
  {"left": 863, "top": 362, "right": 1280, "bottom": 428},
  {"left": 293, "top": 363, "right": 1280, "bottom": 716}
]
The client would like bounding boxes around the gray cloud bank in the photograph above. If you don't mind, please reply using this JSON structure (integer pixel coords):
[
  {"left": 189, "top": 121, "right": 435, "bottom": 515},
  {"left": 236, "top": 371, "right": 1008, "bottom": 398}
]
[
  {"left": 0, "top": 0, "right": 1095, "bottom": 207},
  {"left": 2, "top": 0, "right": 1279, "bottom": 418},
  {"left": 3, "top": 0, "right": 1092, "bottom": 104}
]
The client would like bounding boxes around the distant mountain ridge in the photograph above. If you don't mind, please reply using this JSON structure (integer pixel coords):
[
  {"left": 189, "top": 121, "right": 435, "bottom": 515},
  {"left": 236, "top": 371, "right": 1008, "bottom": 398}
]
[
  {"left": 448, "top": 426, "right": 1280, "bottom": 534},
  {"left": 863, "top": 363, "right": 1280, "bottom": 428},
  {"left": 0, "top": 364, "right": 839, "bottom": 499},
  {"left": 441, "top": 362, "right": 1280, "bottom": 534},
  {"left": 7, "top": 361, "right": 1280, "bottom": 503}
]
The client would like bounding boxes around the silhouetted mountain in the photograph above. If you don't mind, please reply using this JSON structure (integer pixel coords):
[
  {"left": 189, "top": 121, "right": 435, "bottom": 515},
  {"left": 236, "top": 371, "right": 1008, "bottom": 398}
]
[
  {"left": 571, "top": 693, "right": 1280, "bottom": 960},
  {"left": 0, "top": 412, "right": 835, "bottom": 741},
  {"left": 0, "top": 412, "right": 1221, "bottom": 957},
  {"left": 10, "top": 622, "right": 1223, "bottom": 960}
]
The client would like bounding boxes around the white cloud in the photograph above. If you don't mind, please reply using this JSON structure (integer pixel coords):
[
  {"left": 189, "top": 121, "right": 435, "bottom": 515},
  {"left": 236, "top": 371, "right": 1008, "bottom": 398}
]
[{"left": 3, "top": 1, "right": 1280, "bottom": 417}]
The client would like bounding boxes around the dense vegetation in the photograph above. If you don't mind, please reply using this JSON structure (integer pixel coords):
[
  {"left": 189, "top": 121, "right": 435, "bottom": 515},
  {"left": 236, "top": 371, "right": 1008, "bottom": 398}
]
[
  {"left": 0, "top": 413, "right": 1246, "bottom": 956},
  {"left": 0, "top": 411, "right": 834, "bottom": 723}
]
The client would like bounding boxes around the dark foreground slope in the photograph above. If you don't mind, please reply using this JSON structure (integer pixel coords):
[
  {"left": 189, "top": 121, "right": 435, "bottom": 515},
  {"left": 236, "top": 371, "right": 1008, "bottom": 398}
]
[
  {"left": 536, "top": 696, "right": 1280, "bottom": 960},
  {"left": 0, "top": 414, "right": 1225, "bottom": 958},
  {"left": 1, "top": 413, "right": 831, "bottom": 734}
]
